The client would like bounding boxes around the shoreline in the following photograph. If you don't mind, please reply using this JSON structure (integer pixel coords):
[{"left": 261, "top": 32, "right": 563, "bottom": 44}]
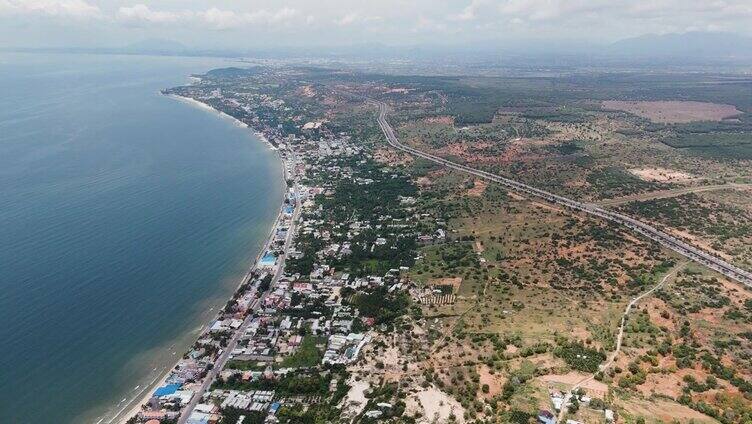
[
  {"left": 107, "top": 94, "right": 288, "bottom": 424},
  {"left": 166, "top": 94, "right": 278, "bottom": 151}
]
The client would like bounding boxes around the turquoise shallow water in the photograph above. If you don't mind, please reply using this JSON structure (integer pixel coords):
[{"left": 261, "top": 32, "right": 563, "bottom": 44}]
[{"left": 0, "top": 53, "right": 283, "bottom": 423}]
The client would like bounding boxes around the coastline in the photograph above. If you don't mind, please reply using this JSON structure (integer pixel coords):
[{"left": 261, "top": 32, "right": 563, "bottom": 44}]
[
  {"left": 166, "top": 94, "right": 278, "bottom": 151},
  {"left": 109, "top": 94, "right": 288, "bottom": 424}
]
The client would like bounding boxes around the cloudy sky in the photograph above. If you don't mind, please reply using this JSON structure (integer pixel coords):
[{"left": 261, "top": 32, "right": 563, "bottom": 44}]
[{"left": 1, "top": 0, "right": 751, "bottom": 49}]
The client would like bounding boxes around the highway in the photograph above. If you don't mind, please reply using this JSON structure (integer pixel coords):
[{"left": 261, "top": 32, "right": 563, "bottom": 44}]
[
  {"left": 374, "top": 101, "right": 752, "bottom": 288},
  {"left": 177, "top": 162, "right": 301, "bottom": 424}
]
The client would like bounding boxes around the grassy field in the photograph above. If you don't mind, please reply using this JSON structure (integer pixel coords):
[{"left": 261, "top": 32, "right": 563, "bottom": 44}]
[{"left": 280, "top": 336, "right": 325, "bottom": 368}]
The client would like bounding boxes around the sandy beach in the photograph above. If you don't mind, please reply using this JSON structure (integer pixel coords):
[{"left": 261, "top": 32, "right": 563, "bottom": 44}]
[
  {"left": 167, "top": 94, "right": 277, "bottom": 150},
  {"left": 108, "top": 94, "right": 287, "bottom": 424}
]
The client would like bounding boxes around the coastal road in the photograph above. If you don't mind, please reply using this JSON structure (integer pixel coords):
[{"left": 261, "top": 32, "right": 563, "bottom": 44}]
[
  {"left": 373, "top": 101, "right": 752, "bottom": 288},
  {"left": 177, "top": 162, "right": 301, "bottom": 424}
]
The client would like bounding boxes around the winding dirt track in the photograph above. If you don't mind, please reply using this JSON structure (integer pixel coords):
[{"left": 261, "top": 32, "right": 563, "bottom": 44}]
[
  {"left": 597, "top": 183, "right": 751, "bottom": 207},
  {"left": 554, "top": 262, "right": 685, "bottom": 423}
]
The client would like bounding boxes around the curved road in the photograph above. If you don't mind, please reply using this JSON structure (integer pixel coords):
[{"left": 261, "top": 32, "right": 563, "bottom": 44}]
[{"left": 374, "top": 101, "right": 752, "bottom": 288}]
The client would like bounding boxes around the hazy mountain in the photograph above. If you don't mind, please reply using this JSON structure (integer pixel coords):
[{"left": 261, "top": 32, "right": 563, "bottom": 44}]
[
  {"left": 122, "top": 39, "right": 188, "bottom": 54},
  {"left": 608, "top": 32, "right": 752, "bottom": 59}
]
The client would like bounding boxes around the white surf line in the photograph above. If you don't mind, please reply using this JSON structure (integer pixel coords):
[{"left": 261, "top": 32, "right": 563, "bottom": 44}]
[
  {"left": 165, "top": 93, "right": 277, "bottom": 151},
  {"left": 105, "top": 366, "right": 167, "bottom": 424}
]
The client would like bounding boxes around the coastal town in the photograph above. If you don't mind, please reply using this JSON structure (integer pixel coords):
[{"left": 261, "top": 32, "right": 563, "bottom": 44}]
[
  {"left": 8, "top": 5, "right": 752, "bottom": 424},
  {"left": 126, "top": 68, "right": 430, "bottom": 424},
  {"left": 119, "top": 64, "right": 752, "bottom": 424}
]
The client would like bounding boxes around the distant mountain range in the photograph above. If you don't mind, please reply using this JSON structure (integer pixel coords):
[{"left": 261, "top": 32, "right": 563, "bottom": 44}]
[
  {"left": 608, "top": 32, "right": 752, "bottom": 59},
  {"left": 122, "top": 39, "right": 188, "bottom": 54},
  {"left": 5, "top": 32, "right": 752, "bottom": 65}
]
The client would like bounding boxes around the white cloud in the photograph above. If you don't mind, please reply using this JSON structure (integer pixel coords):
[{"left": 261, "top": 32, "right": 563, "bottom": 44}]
[
  {"left": 413, "top": 15, "right": 446, "bottom": 33},
  {"left": 3, "top": 0, "right": 752, "bottom": 47},
  {"left": 451, "top": 0, "right": 487, "bottom": 21},
  {"left": 115, "top": 4, "right": 299, "bottom": 30},
  {"left": 197, "top": 7, "right": 238, "bottom": 29},
  {"left": 198, "top": 7, "right": 298, "bottom": 29},
  {"left": 333, "top": 12, "right": 382, "bottom": 26},
  {"left": 0, "top": 0, "right": 100, "bottom": 18},
  {"left": 245, "top": 7, "right": 298, "bottom": 25},
  {"left": 118, "top": 4, "right": 184, "bottom": 24}
]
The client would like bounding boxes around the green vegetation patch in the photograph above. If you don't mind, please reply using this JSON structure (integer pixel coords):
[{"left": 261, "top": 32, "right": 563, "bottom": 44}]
[
  {"left": 586, "top": 166, "right": 663, "bottom": 199},
  {"left": 280, "top": 336, "right": 325, "bottom": 368},
  {"left": 214, "top": 371, "right": 331, "bottom": 397},
  {"left": 351, "top": 286, "right": 410, "bottom": 325},
  {"left": 553, "top": 339, "right": 606, "bottom": 373},
  {"left": 219, "top": 408, "right": 265, "bottom": 424},
  {"left": 663, "top": 132, "right": 752, "bottom": 160}
]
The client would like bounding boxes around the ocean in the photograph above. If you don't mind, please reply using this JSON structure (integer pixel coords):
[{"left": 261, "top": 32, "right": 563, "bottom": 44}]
[{"left": 0, "top": 53, "right": 284, "bottom": 423}]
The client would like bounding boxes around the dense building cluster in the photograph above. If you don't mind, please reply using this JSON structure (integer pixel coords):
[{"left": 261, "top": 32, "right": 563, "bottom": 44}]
[{"left": 129, "top": 68, "right": 436, "bottom": 424}]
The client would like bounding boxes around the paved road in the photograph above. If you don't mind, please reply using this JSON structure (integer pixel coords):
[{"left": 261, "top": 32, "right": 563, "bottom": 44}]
[
  {"left": 177, "top": 166, "right": 301, "bottom": 424},
  {"left": 374, "top": 101, "right": 752, "bottom": 288},
  {"left": 554, "top": 263, "right": 685, "bottom": 423}
]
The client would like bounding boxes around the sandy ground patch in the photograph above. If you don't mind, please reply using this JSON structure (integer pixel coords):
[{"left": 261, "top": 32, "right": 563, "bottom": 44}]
[
  {"left": 374, "top": 147, "right": 413, "bottom": 166},
  {"left": 530, "top": 200, "right": 565, "bottom": 214},
  {"left": 415, "top": 170, "right": 448, "bottom": 189},
  {"left": 598, "top": 184, "right": 741, "bottom": 207},
  {"left": 427, "top": 277, "right": 463, "bottom": 293},
  {"left": 298, "top": 85, "right": 316, "bottom": 97},
  {"left": 422, "top": 115, "right": 455, "bottom": 125},
  {"left": 619, "top": 397, "right": 718, "bottom": 423},
  {"left": 539, "top": 372, "right": 609, "bottom": 398},
  {"left": 340, "top": 377, "right": 370, "bottom": 418},
  {"left": 644, "top": 298, "right": 676, "bottom": 332},
  {"left": 415, "top": 176, "right": 433, "bottom": 187},
  {"left": 637, "top": 367, "right": 704, "bottom": 399},
  {"left": 406, "top": 387, "right": 466, "bottom": 423},
  {"left": 507, "top": 191, "right": 526, "bottom": 201},
  {"left": 477, "top": 364, "right": 505, "bottom": 398},
  {"left": 467, "top": 179, "right": 488, "bottom": 197},
  {"left": 603, "top": 100, "right": 742, "bottom": 124},
  {"left": 628, "top": 167, "right": 696, "bottom": 183}
]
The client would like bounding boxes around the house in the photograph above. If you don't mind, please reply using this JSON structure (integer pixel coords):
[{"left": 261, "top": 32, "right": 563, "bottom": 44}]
[
  {"left": 364, "top": 410, "right": 383, "bottom": 419},
  {"left": 538, "top": 410, "right": 556, "bottom": 424},
  {"left": 140, "top": 410, "right": 167, "bottom": 421}
]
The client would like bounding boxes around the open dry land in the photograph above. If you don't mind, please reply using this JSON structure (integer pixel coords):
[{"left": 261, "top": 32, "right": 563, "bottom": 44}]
[
  {"left": 209, "top": 66, "right": 752, "bottom": 423},
  {"left": 602, "top": 101, "right": 742, "bottom": 124},
  {"left": 338, "top": 70, "right": 752, "bottom": 423},
  {"left": 619, "top": 190, "right": 752, "bottom": 272},
  {"left": 628, "top": 167, "right": 697, "bottom": 183},
  {"left": 346, "top": 153, "right": 740, "bottom": 423}
]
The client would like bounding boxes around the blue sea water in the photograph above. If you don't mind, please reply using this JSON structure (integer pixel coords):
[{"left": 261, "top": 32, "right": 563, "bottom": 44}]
[{"left": 0, "top": 53, "right": 283, "bottom": 423}]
